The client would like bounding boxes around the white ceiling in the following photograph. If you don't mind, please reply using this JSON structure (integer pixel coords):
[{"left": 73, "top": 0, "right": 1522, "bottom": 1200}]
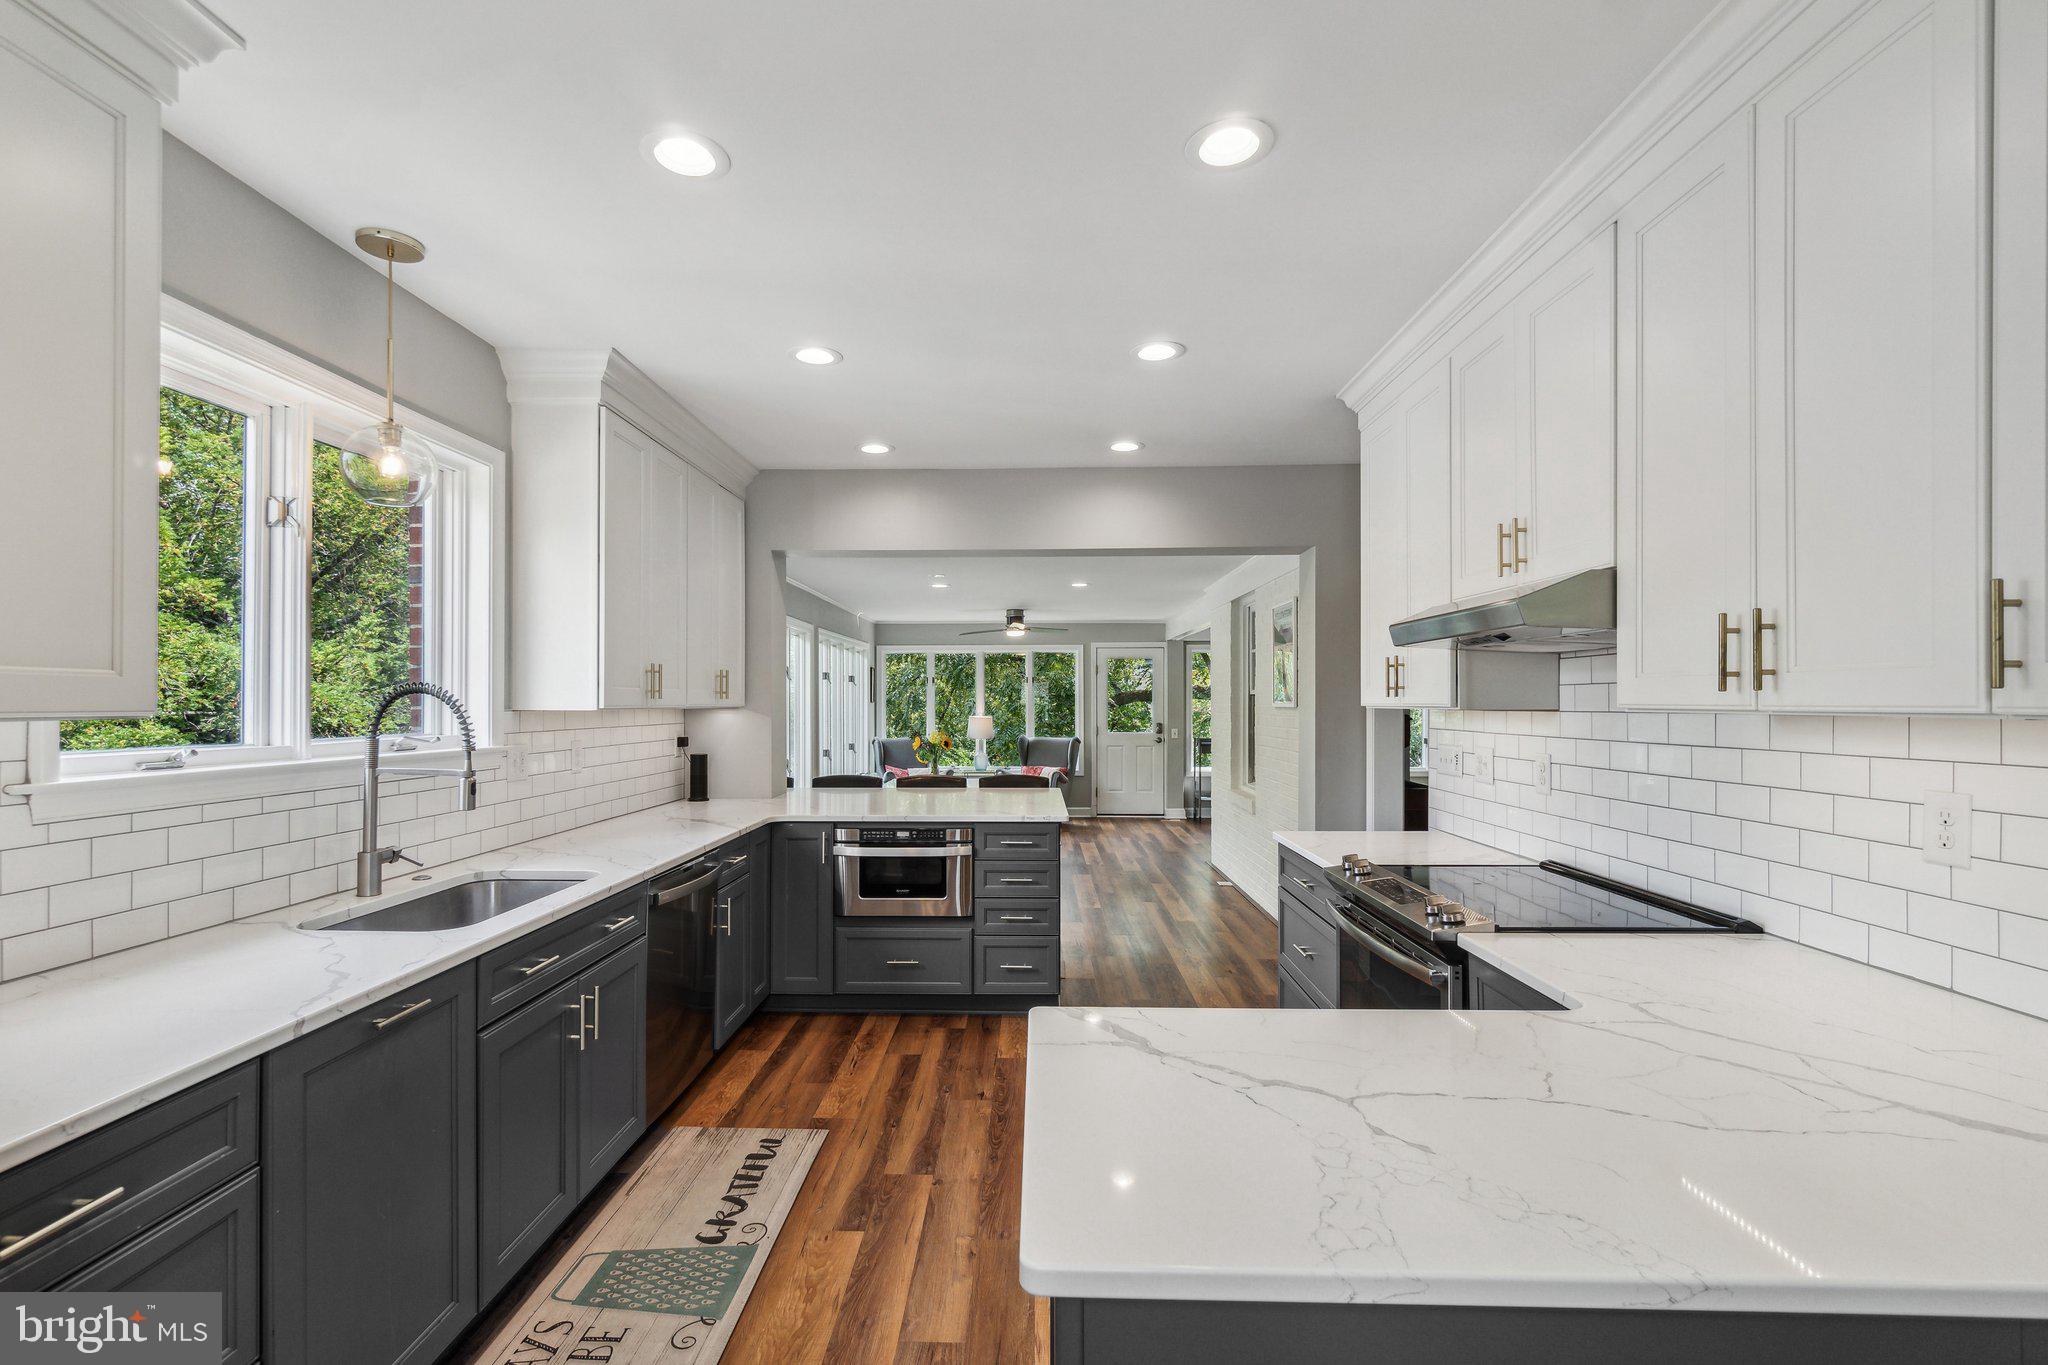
[
  {"left": 167, "top": 1, "right": 1715, "bottom": 471},
  {"left": 785, "top": 553, "right": 1249, "bottom": 624}
]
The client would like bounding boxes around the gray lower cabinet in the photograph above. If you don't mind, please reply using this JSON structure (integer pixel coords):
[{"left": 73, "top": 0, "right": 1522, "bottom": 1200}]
[
  {"left": 973, "top": 935, "right": 1059, "bottom": 994},
  {"left": 263, "top": 961, "right": 478, "bottom": 1365},
  {"left": 713, "top": 872, "right": 760, "bottom": 1047},
  {"left": 58, "top": 1169, "right": 261, "bottom": 1365},
  {"left": 477, "top": 937, "right": 648, "bottom": 1303},
  {"left": 1278, "top": 960, "right": 1331, "bottom": 1009},
  {"left": 769, "top": 824, "right": 834, "bottom": 993},
  {"left": 836, "top": 924, "right": 973, "bottom": 993}
]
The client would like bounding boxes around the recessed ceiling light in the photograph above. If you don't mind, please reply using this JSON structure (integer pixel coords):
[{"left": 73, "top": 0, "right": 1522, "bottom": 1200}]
[
  {"left": 931, "top": 581, "right": 949, "bottom": 589},
  {"left": 1133, "top": 341, "right": 1185, "bottom": 362},
  {"left": 1186, "top": 116, "right": 1274, "bottom": 169},
  {"left": 859, "top": 442, "right": 892, "bottom": 455},
  {"left": 1110, "top": 440, "right": 1144, "bottom": 453},
  {"left": 1070, "top": 581, "right": 1089, "bottom": 588},
  {"left": 649, "top": 131, "right": 730, "bottom": 178},
  {"left": 791, "top": 346, "right": 842, "bottom": 366}
]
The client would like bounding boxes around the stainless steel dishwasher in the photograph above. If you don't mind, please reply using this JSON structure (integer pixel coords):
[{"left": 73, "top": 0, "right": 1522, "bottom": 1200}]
[{"left": 645, "top": 857, "right": 720, "bottom": 1118}]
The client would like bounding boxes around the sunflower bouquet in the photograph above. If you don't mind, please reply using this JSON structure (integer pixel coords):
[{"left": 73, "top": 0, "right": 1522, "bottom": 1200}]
[{"left": 912, "top": 732, "right": 956, "bottom": 771}]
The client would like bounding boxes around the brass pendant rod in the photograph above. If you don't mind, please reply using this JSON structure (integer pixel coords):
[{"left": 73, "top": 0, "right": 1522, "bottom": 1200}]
[{"left": 384, "top": 254, "right": 396, "bottom": 423}]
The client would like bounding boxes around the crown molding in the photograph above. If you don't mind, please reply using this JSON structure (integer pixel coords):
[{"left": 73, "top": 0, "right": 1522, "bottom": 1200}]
[
  {"left": 498, "top": 347, "right": 757, "bottom": 495},
  {"left": 1336, "top": 0, "right": 1813, "bottom": 413},
  {"left": 24, "top": 0, "right": 242, "bottom": 103}
]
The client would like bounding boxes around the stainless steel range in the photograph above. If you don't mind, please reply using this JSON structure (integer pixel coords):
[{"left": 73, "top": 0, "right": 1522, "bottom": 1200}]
[{"left": 1317, "top": 857, "right": 1761, "bottom": 1010}]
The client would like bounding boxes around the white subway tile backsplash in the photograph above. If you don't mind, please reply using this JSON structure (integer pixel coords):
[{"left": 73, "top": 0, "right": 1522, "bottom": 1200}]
[
  {"left": 1, "top": 841, "right": 93, "bottom": 892},
  {"left": 91, "top": 829, "right": 167, "bottom": 876},
  {"left": 1430, "top": 657, "right": 2048, "bottom": 1023}
]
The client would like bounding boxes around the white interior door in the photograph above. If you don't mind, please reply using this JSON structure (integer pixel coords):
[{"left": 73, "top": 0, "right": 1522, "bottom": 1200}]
[{"left": 1094, "top": 646, "right": 1165, "bottom": 815}]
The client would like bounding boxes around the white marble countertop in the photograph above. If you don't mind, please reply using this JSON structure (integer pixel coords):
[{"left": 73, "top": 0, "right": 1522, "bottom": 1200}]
[
  {"left": 1022, "top": 856, "right": 2048, "bottom": 1316},
  {"left": 0, "top": 789, "right": 1063, "bottom": 1173},
  {"left": 1274, "top": 829, "right": 1533, "bottom": 869}
]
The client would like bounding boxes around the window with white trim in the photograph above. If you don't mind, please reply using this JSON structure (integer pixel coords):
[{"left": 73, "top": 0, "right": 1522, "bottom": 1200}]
[
  {"left": 878, "top": 648, "right": 1080, "bottom": 769},
  {"left": 52, "top": 313, "right": 495, "bottom": 777}
]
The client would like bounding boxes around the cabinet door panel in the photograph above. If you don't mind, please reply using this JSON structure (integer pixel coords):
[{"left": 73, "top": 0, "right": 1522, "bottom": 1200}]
[
  {"left": 1396, "top": 362, "right": 1459, "bottom": 708},
  {"left": 1617, "top": 112, "right": 1757, "bottom": 710},
  {"left": 1449, "top": 309, "right": 1520, "bottom": 600},
  {"left": 575, "top": 940, "right": 648, "bottom": 1194},
  {"left": 685, "top": 467, "right": 744, "bottom": 707},
  {"left": 476, "top": 975, "right": 580, "bottom": 1302},
  {"left": 264, "top": 963, "right": 476, "bottom": 1365},
  {"left": 0, "top": 9, "right": 160, "bottom": 717},
  {"left": 647, "top": 446, "right": 690, "bottom": 709},
  {"left": 599, "top": 410, "right": 655, "bottom": 709},
  {"left": 1359, "top": 398, "right": 1404, "bottom": 707},
  {"left": 1519, "top": 224, "right": 1616, "bottom": 583},
  {"left": 1754, "top": 0, "right": 1987, "bottom": 712},
  {"left": 712, "top": 877, "right": 754, "bottom": 1046},
  {"left": 770, "top": 826, "right": 834, "bottom": 993}
]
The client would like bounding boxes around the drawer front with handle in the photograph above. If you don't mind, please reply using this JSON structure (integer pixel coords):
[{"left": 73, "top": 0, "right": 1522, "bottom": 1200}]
[
  {"left": 1278, "top": 956, "right": 1333, "bottom": 1009},
  {"left": 479, "top": 883, "right": 647, "bottom": 1024},
  {"left": 1278, "top": 888, "right": 1341, "bottom": 1004},
  {"left": 0, "top": 1061, "right": 258, "bottom": 1290},
  {"left": 834, "top": 926, "right": 972, "bottom": 994},
  {"left": 973, "top": 825, "right": 1059, "bottom": 860},
  {"left": 975, "top": 861, "right": 1059, "bottom": 899},
  {"left": 1278, "top": 847, "right": 1329, "bottom": 903},
  {"left": 976, "top": 899, "right": 1058, "bottom": 935},
  {"left": 973, "top": 936, "right": 1059, "bottom": 994}
]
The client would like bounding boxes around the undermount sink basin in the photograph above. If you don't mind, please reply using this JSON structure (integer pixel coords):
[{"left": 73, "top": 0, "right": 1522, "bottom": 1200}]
[{"left": 304, "top": 874, "right": 589, "bottom": 933}]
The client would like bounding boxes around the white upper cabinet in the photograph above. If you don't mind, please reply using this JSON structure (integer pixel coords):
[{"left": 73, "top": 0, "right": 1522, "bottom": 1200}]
[
  {"left": 1362, "top": 361, "right": 1457, "bottom": 709},
  {"left": 0, "top": 0, "right": 236, "bottom": 719},
  {"left": 1449, "top": 226, "right": 1616, "bottom": 601},
  {"left": 502, "top": 351, "right": 754, "bottom": 712},
  {"left": 683, "top": 465, "right": 745, "bottom": 708},
  {"left": 1753, "top": 0, "right": 1988, "bottom": 713},
  {"left": 1616, "top": 113, "right": 1757, "bottom": 710},
  {"left": 1991, "top": 0, "right": 2048, "bottom": 714}
]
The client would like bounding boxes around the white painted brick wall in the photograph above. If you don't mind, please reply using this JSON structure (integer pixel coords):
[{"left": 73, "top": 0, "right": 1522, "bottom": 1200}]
[
  {"left": 1428, "top": 653, "right": 2048, "bottom": 1021},
  {"left": 0, "top": 711, "right": 689, "bottom": 981}
]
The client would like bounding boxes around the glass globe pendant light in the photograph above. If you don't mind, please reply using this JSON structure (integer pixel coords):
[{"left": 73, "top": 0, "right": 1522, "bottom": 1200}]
[{"left": 339, "top": 227, "right": 437, "bottom": 507}]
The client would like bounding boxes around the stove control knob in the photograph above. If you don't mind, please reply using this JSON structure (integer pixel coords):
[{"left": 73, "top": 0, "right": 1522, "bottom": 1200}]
[{"left": 1442, "top": 910, "right": 1466, "bottom": 927}]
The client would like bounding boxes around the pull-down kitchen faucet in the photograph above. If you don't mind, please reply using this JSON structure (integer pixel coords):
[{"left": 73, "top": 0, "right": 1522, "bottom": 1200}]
[{"left": 356, "top": 682, "right": 478, "bottom": 896}]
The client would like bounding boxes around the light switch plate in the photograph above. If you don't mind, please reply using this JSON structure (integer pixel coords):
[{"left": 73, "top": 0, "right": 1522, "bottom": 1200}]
[
  {"left": 1473, "top": 751, "right": 1495, "bottom": 783},
  {"left": 1533, "top": 752, "right": 1552, "bottom": 794},
  {"left": 1923, "top": 790, "right": 1971, "bottom": 869},
  {"left": 505, "top": 747, "right": 529, "bottom": 781}
]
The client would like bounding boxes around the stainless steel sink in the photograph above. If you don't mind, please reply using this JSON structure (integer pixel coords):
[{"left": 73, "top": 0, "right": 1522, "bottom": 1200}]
[{"left": 306, "top": 875, "right": 588, "bottom": 933}]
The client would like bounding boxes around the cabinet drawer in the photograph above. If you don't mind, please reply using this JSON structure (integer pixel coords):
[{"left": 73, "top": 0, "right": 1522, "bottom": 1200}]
[
  {"left": 977, "top": 900, "right": 1059, "bottom": 934},
  {"left": 1279, "top": 957, "right": 1333, "bottom": 1009},
  {"left": 974, "top": 936, "right": 1059, "bottom": 994},
  {"left": 479, "top": 883, "right": 647, "bottom": 1024},
  {"left": 1278, "top": 846, "right": 1329, "bottom": 903},
  {"left": 835, "top": 926, "right": 972, "bottom": 994},
  {"left": 59, "top": 1168, "right": 261, "bottom": 1365},
  {"left": 1279, "top": 888, "right": 1341, "bottom": 1005},
  {"left": 975, "top": 861, "right": 1059, "bottom": 899},
  {"left": 0, "top": 1062, "right": 258, "bottom": 1291},
  {"left": 975, "top": 825, "right": 1059, "bottom": 860},
  {"left": 715, "top": 833, "right": 764, "bottom": 887}
]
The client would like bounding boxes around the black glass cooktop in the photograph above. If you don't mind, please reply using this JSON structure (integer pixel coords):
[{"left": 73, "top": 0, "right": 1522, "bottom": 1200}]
[{"left": 1377, "top": 862, "right": 1761, "bottom": 934}]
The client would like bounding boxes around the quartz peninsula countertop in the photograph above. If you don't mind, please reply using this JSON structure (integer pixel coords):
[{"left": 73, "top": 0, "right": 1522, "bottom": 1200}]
[
  {"left": 1018, "top": 829, "right": 2048, "bottom": 1320},
  {"left": 0, "top": 788, "right": 1064, "bottom": 1173}
]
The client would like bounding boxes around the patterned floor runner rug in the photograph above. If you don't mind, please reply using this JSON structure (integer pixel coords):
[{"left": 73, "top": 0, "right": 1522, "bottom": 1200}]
[{"left": 469, "top": 1126, "right": 825, "bottom": 1364}]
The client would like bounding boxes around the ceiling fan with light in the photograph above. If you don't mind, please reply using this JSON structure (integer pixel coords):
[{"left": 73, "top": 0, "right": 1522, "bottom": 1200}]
[{"left": 958, "top": 608, "right": 1070, "bottom": 640}]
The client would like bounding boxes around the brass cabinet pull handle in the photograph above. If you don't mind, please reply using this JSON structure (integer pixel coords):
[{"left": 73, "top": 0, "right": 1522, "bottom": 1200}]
[
  {"left": 603, "top": 916, "right": 634, "bottom": 932},
  {"left": 1717, "top": 613, "right": 1742, "bottom": 692},
  {"left": 517, "top": 954, "right": 562, "bottom": 976},
  {"left": 1393, "top": 656, "right": 1405, "bottom": 696},
  {"left": 1496, "top": 522, "right": 1510, "bottom": 576},
  {"left": 568, "top": 998, "right": 586, "bottom": 1050},
  {"left": 0, "top": 1186, "right": 126, "bottom": 1262},
  {"left": 1993, "top": 578, "right": 2024, "bottom": 690},
  {"left": 1751, "top": 608, "right": 1778, "bottom": 690},
  {"left": 372, "top": 998, "right": 433, "bottom": 1030},
  {"left": 645, "top": 663, "right": 655, "bottom": 698},
  {"left": 1293, "top": 944, "right": 1316, "bottom": 959},
  {"left": 885, "top": 959, "right": 921, "bottom": 967},
  {"left": 1512, "top": 517, "right": 1528, "bottom": 572},
  {"left": 657, "top": 663, "right": 665, "bottom": 698}
]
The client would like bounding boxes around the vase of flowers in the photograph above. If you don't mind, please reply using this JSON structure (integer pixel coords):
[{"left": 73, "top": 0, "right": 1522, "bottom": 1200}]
[{"left": 912, "top": 732, "right": 955, "bottom": 773}]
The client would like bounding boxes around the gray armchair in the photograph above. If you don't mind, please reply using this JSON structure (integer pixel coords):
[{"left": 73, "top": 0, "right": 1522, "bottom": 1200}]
[
  {"left": 873, "top": 737, "right": 920, "bottom": 772},
  {"left": 1019, "top": 736, "right": 1081, "bottom": 785}
]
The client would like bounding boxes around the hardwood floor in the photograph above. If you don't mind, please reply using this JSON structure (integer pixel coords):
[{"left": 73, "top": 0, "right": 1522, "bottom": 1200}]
[{"left": 451, "top": 817, "right": 1275, "bottom": 1365}]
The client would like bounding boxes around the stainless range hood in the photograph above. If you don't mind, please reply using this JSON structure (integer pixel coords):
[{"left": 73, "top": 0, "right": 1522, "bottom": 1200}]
[{"left": 1390, "top": 567, "right": 1616, "bottom": 652}]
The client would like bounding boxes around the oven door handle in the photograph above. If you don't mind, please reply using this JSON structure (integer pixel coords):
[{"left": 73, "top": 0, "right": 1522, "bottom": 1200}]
[
  {"left": 830, "top": 845, "right": 973, "bottom": 858},
  {"left": 1328, "top": 901, "right": 1452, "bottom": 989}
]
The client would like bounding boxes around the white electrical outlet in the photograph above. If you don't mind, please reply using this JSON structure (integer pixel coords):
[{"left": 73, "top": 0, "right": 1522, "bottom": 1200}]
[
  {"left": 506, "top": 748, "right": 530, "bottom": 781},
  {"left": 1923, "top": 790, "right": 1971, "bottom": 869},
  {"left": 1473, "top": 751, "right": 1495, "bottom": 783},
  {"left": 1533, "top": 752, "right": 1552, "bottom": 794}
]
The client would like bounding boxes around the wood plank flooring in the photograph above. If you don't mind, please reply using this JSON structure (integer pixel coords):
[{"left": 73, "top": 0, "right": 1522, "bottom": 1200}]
[{"left": 451, "top": 817, "right": 1276, "bottom": 1365}]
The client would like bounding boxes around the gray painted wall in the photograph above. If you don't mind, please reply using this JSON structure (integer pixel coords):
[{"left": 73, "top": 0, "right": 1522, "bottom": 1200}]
[
  {"left": 687, "top": 463, "right": 1365, "bottom": 832},
  {"left": 872, "top": 621, "right": 1169, "bottom": 814},
  {"left": 161, "top": 135, "right": 511, "bottom": 450},
  {"left": 782, "top": 580, "right": 873, "bottom": 643}
]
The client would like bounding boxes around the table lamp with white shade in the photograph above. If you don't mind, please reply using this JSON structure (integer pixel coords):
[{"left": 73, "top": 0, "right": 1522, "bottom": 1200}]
[{"left": 967, "top": 714, "right": 996, "bottom": 770}]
